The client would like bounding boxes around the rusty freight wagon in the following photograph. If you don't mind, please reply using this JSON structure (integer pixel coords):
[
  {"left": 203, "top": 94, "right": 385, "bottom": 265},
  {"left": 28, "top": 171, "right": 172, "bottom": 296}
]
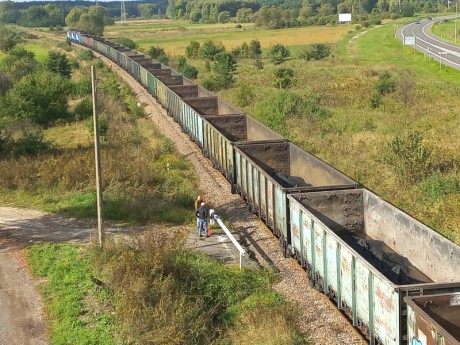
[
  {"left": 234, "top": 141, "right": 358, "bottom": 254},
  {"left": 203, "top": 114, "right": 285, "bottom": 189},
  {"left": 181, "top": 95, "right": 244, "bottom": 148},
  {"left": 405, "top": 293, "right": 460, "bottom": 345},
  {"left": 287, "top": 189, "right": 460, "bottom": 345}
]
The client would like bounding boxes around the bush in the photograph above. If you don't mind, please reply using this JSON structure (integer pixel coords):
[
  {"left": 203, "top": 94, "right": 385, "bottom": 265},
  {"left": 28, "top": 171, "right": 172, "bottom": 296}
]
[
  {"left": 420, "top": 172, "right": 460, "bottom": 200},
  {"left": 12, "top": 131, "right": 53, "bottom": 156},
  {"left": 86, "top": 113, "right": 108, "bottom": 138},
  {"left": 74, "top": 97, "right": 93, "bottom": 120},
  {"left": 235, "top": 84, "right": 255, "bottom": 107},
  {"left": 147, "top": 46, "right": 166, "bottom": 60},
  {"left": 253, "top": 91, "right": 330, "bottom": 135},
  {"left": 77, "top": 49, "right": 94, "bottom": 61},
  {"left": 269, "top": 44, "right": 290, "bottom": 65},
  {"left": 112, "top": 37, "right": 137, "bottom": 49},
  {"left": 71, "top": 76, "right": 92, "bottom": 98},
  {"left": 386, "top": 131, "right": 432, "bottom": 184},
  {"left": 376, "top": 71, "right": 396, "bottom": 95},
  {"left": 180, "top": 63, "right": 198, "bottom": 79},
  {"left": 273, "top": 68, "right": 295, "bottom": 89},
  {"left": 300, "top": 43, "right": 331, "bottom": 61},
  {"left": 185, "top": 41, "right": 200, "bottom": 59}
]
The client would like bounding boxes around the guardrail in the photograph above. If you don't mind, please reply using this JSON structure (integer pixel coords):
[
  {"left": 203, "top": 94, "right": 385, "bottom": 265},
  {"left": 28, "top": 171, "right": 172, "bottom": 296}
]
[{"left": 210, "top": 210, "right": 245, "bottom": 269}]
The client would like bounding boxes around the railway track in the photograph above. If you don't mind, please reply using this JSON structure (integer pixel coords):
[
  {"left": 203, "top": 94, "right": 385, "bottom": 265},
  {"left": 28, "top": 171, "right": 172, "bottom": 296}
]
[{"left": 26, "top": 27, "right": 368, "bottom": 344}]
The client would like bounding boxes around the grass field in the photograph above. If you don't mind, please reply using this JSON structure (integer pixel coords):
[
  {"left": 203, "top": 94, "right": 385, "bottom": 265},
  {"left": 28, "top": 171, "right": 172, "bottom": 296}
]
[{"left": 431, "top": 18, "right": 459, "bottom": 43}]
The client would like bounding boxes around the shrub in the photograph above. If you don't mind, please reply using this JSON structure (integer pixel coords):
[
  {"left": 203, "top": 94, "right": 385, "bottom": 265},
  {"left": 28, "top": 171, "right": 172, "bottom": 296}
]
[
  {"left": 273, "top": 67, "right": 295, "bottom": 89},
  {"left": 269, "top": 44, "right": 290, "bottom": 65},
  {"left": 86, "top": 113, "right": 108, "bottom": 138},
  {"left": 235, "top": 24, "right": 242, "bottom": 28},
  {"left": 12, "top": 131, "right": 53, "bottom": 156},
  {"left": 199, "top": 40, "right": 225, "bottom": 60},
  {"left": 376, "top": 71, "right": 396, "bottom": 95},
  {"left": 253, "top": 91, "right": 330, "bottom": 135},
  {"left": 180, "top": 63, "right": 198, "bottom": 79},
  {"left": 386, "top": 131, "right": 432, "bottom": 184},
  {"left": 112, "top": 37, "right": 137, "bottom": 49},
  {"left": 44, "top": 51, "right": 72, "bottom": 78},
  {"left": 71, "top": 76, "right": 92, "bottom": 98},
  {"left": 185, "top": 41, "right": 200, "bottom": 59},
  {"left": 77, "top": 49, "right": 94, "bottom": 61},
  {"left": 147, "top": 46, "right": 166, "bottom": 60},
  {"left": 74, "top": 97, "right": 93, "bottom": 120},
  {"left": 420, "top": 172, "right": 460, "bottom": 200},
  {"left": 235, "top": 84, "right": 255, "bottom": 107},
  {"left": 300, "top": 43, "right": 331, "bottom": 61}
]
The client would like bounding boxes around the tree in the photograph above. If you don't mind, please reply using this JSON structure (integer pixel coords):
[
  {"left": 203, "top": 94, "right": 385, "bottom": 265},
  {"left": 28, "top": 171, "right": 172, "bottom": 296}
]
[
  {"left": 147, "top": 46, "right": 166, "bottom": 60},
  {"left": 248, "top": 39, "right": 262, "bottom": 59},
  {"left": 44, "top": 51, "right": 71, "bottom": 79},
  {"left": 185, "top": 41, "right": 200, "bottom": 59},
  {"left": 212, "top": 52, "right": 237, "bottom": 88},
  {"left": 236, "top": 8, "right": 253, "bottom": 23},
  {"left": 0, "top": 71, "right": 12, "bottom": 95},
  {"left": 1, "top": 47, "right": 37, "bottom": 81},
  {"left": 300, "top": 43, "right": 331, "bottom": 61},
  {"left": 65, "top": 7, "right": 85, "bottom": 28},
  {"left": 3, "top": 70, "right": 70, "bottom": 126},
  {"left": 177, "top": 56, "right": 198, "bottom": 79},
  {"left": 199, "top": 40, "right": 225, "bottom": 60},
  {"left": 0, "top": 25, "right": 19, "bottom": 52},
  {"left": 218, "top": 11, "right": 231, "bottom": 23},
  {"left": 76, "top": 13, "right": 104, "bottom": 36},
  {"left": 273, "top": 67, "right": 294, "bottom": 89},
  {"left": 0, "top": 1, "right": 20, "bottom": 24},
  {"left": 269, "top": 44, "right": 290, "bottom": 64}
]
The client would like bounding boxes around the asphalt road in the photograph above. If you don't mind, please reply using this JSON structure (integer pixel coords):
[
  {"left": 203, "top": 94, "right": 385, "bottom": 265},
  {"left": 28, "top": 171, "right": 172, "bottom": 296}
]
[{"left": 397, "top": 16, "right": 460, "bottom": 70}]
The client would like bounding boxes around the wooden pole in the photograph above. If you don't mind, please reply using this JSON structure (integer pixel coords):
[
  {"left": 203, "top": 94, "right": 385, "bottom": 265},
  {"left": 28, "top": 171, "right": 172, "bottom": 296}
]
[{"left": 91, "top": 66, "right": 104, "bottom": 248}]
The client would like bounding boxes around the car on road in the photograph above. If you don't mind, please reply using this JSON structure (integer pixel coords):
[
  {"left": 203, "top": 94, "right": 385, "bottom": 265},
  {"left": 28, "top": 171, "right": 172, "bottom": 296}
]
[{"left": 415, "top": 20, "right": 420, "bottom": 24}]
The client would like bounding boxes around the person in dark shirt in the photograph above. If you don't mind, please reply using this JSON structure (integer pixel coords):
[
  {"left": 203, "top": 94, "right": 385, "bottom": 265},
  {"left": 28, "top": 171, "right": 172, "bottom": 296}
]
[{"left": 196, "top": 202, "right": 208, "bottom": 237}]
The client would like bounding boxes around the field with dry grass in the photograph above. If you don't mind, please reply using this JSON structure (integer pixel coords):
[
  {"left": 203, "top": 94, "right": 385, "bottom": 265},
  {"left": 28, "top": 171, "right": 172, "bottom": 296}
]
[
  {"left": 102, "top": 19, "right": 459, "bottom": 243},
  {"left": 104, "top": 21, "right": 351, "bottom": 55}
]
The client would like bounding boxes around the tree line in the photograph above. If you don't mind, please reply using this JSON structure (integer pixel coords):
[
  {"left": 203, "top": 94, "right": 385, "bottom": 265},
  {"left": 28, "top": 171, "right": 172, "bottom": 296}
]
[{"left": 1, "top": 0, "right": 454, "bottom": 29}]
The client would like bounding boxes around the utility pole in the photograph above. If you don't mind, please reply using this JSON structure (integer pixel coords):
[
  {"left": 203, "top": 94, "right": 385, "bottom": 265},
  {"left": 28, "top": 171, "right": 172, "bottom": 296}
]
[
  {"left": 91, "top": 66, "right": 104, "bottom": 248},
  {"left": 121, "top": 0, "right": 127, "bottom": 25},
  {"left": 454, "top": 0, "right": 458, "bottom": 43}
]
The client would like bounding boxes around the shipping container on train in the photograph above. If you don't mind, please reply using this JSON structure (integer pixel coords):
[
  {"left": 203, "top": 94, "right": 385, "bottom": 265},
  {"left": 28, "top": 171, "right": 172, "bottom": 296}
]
[
  {"left": 234, "top": 141, "right": 358, "bottom": 254},
  {"left": 287, "top": 189, "right": 460, "bottom": 345},
  {"left": 405, "top": 293, "right": 460, "bottom": 345},
  {"left": 203, "top": 114, "right": 285, "bottom": 189}
]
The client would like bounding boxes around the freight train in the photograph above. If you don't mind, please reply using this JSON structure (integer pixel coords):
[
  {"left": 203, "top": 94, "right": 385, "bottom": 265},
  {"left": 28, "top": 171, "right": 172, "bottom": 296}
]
[{"left": 67, "top": 29, "right": 460, "bottom": 345}]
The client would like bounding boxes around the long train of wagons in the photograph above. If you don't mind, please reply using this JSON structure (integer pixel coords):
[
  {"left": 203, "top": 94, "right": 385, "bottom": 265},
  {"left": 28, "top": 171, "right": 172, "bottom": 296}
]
[{"left": 67, "top": 29, "right": 460, "bottom": 345}]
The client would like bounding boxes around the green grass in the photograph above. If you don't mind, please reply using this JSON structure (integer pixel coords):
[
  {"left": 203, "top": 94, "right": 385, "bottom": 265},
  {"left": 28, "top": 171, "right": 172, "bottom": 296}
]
[
  {"left": 431, "top": 18, "right": 459, "bottom": 43},
  {"left": 27, "top": 243, "right": 115, "bottom": 345},
  {"left": 21, "top": 43, "right": 50, "bottom": 62}
]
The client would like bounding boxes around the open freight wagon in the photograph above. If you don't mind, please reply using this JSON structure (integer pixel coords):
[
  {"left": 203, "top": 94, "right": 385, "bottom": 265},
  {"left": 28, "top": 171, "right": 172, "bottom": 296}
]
[
  {"left": 405, "top": 293, "right": 460, "bottom": 345},
  {"left": 203, "top": 114, "right": 285, "bottom": 188},
  {"left": 287, "top": 189, "right": 460, "bottom": 345},
  {"left": 234, "top": 141, "right": 358, "bottom": 253},
  {"left": 169, "top": 90, "right": 244, "bottom": 148}
]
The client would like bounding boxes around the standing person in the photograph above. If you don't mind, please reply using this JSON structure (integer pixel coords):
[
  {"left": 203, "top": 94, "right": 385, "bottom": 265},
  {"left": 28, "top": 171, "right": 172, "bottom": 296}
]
[
  {"left": 196, "top": 202, "right": 208, "bottom": 237},
  {"left": 194, "top": 195, "right": 203, "bottom": 230}
]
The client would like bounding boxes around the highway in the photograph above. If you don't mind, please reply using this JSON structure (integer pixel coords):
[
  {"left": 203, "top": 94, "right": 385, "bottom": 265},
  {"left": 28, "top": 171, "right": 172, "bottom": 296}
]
[{"left": 396, "top": 16, "right": 460, "bottom": 70}]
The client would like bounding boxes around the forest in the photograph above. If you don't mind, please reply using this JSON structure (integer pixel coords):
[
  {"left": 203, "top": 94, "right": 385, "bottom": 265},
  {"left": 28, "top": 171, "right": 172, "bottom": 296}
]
[{"left": 1, "top": 0, "right": 455, "bottom": 29}]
